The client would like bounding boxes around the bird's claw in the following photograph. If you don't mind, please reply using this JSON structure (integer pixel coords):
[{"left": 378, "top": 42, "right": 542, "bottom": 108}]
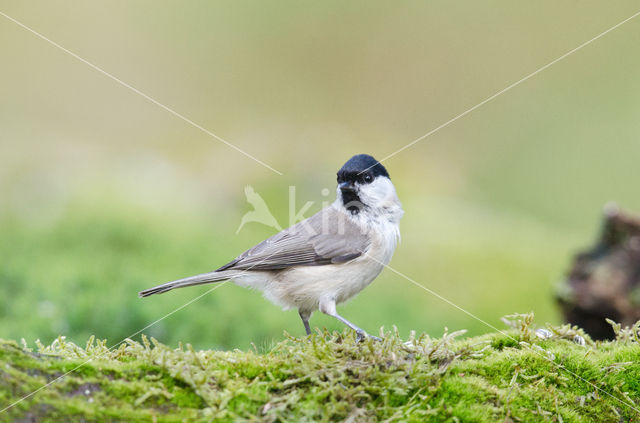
[{"left": 356, "top": 330, "right": 382, "bottom": 343}]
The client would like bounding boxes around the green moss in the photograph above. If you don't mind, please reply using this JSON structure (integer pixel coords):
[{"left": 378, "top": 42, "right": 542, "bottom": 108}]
[{"left": 0, "top": 319, "right": 639, "bottom": 421}]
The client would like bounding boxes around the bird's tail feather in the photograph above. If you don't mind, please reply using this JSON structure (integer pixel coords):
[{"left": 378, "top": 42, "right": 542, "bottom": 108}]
[{"left": 138, "top": 270, "right": 235, "bottom": 297}]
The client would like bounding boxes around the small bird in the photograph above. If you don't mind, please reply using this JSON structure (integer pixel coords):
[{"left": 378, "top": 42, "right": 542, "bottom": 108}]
[{"left": 139, "top": 154, "right": 403, "bottom": 340}]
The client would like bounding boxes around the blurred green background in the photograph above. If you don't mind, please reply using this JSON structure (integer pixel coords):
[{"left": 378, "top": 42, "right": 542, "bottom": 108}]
[{"left": 1, "top": 1, "right": 639, "bottom": 350}]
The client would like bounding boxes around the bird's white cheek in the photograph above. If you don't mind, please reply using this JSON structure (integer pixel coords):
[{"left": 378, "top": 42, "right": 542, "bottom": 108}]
[{"left": 360, "top": 180, "right": 394, "bottom": 205}]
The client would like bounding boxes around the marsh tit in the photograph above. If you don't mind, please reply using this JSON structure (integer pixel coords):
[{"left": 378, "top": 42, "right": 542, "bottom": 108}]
[{"left": 139, "top": 154, "right": 403, "bottom": 340}]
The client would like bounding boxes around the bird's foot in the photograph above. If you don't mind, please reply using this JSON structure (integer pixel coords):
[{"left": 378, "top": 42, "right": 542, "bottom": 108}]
[{"left": 356, "top": 330, "right": 382, "bottom": 343}]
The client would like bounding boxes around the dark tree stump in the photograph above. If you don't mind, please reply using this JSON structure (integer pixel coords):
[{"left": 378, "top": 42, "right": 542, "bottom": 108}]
[{"left": 557, "top": 204, "right": 640, "bottom": 340}]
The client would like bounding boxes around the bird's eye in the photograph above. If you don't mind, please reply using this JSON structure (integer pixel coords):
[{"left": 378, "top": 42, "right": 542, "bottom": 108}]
[{"left": 363, "top": 174, "right": 373, "bottom": 183}]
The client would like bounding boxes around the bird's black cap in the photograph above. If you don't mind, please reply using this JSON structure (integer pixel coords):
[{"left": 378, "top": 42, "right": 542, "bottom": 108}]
[{"left": 337, "top": 154, "right": 389, "bottom": 182}]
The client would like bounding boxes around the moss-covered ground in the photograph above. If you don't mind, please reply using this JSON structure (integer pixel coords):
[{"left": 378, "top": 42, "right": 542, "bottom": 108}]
[{"left": 1, "top": 316, "right": 639, "bottom": 422}]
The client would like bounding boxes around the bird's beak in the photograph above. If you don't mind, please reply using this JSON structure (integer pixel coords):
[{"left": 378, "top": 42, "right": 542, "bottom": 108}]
[{"left": 339, "top": 181, "right": 356, "bottom": 192}]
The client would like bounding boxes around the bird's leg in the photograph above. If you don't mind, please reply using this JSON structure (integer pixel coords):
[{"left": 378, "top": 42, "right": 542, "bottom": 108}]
[
  {"left": 319, "top": 298, "right": 381, "bottom": 342},
  {"left": 299, "top": 309, "right": 312, "bottom": 336}
]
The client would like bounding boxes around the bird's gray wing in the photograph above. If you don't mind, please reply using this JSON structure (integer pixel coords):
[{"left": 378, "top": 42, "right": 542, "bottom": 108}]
[{"left": 216, "top": 207, "right": 368, "bottom": 271}]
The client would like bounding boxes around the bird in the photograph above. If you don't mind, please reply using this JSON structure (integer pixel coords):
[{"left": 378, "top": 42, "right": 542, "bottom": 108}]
[{"left": 139, "top": 154, "right": 404, "bottom": 340}]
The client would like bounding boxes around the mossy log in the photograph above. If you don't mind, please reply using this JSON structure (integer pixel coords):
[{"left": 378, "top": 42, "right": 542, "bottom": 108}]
[{"left": 1, "top": 317, "right": 639, "bottom": 422}]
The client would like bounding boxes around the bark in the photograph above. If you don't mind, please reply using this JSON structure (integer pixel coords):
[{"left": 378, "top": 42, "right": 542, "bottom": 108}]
[{"left": 558, "top": 204, "right": 640, "bottom": 340}]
